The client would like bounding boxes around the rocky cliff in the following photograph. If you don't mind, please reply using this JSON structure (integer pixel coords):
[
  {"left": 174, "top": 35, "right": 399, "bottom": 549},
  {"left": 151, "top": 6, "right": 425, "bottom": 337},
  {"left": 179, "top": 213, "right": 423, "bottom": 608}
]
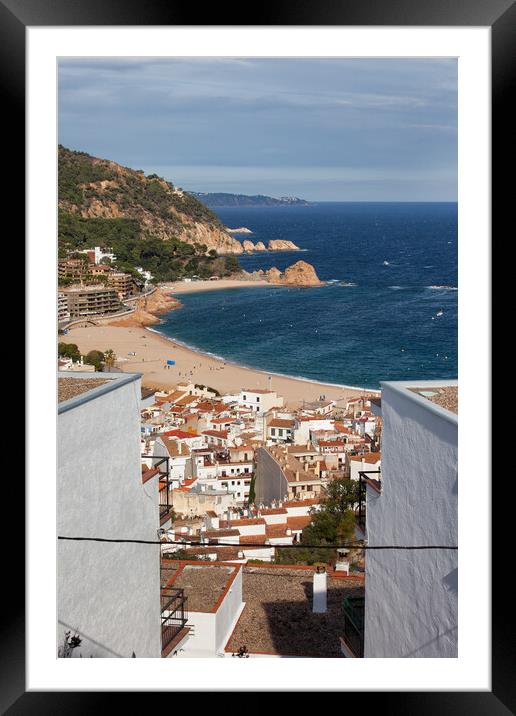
[
  {"left": 58, "top": 146, "right": 243, "bottom": 255},
  {"left": 266, "top": 260, "right": 323, "bottom": 287},
  {"left": 241, "top": 239, "right": 300, "bottom": 253},
  {"left": 267, "top": 240, "right": 301, "bottom": 251},
  {"left": 109, "top": 287, "right": 181, "bottom": 327}
]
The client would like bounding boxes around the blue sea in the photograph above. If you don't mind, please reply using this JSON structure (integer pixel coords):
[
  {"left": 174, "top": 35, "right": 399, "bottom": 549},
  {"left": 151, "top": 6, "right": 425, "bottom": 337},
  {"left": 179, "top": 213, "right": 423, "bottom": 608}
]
[{"left": 157, "top": 202, "right": 457, "bottom": 390}]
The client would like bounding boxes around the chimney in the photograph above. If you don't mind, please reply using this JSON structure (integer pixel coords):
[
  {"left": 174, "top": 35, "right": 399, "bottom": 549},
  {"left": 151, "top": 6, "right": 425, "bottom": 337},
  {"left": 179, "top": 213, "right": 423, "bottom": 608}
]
[
  {"left": 312, "top": 566, "right": 327, "bottom": 613},
  {"left": 335, "top": 549, "right": 350, "bottom": 575},
  {"left": 226, "top": 509, "right": 231, "bottom": 528},
  {"left": 295, "top": 470, "right": 300, "bottom": 481}
]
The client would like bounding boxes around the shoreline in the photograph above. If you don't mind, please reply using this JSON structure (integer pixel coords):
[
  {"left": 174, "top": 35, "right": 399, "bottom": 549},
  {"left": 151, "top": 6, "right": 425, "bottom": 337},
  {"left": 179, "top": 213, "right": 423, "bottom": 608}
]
[
  {"left": 146, "top": 324, "right": 380, "bottom": 396},
  {"left": 61, "top": 279, "right": 379, "bottom": 406}
]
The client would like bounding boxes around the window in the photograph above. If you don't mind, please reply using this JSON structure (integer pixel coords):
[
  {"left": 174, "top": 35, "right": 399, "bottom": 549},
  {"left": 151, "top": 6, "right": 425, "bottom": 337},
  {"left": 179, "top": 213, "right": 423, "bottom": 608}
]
[
  {"left": 271, "top": 428, "right": 276, "bottom": 436},
  {"left": 243, "top": 395, "right": 247, "bottom": 401},
  {"left": 257, "top": 397, "right": 260, "bottom": 402}
]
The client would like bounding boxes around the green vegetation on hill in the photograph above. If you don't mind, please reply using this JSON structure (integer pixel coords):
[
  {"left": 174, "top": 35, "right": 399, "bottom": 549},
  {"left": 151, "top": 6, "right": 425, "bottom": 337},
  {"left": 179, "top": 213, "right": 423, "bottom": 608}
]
[{"left": 58, "top": 146, "right": 241, "bottom": 282}]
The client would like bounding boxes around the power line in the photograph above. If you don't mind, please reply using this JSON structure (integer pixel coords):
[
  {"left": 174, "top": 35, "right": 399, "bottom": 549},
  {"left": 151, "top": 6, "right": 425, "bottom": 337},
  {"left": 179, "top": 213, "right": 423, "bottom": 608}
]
[{"left": 58, "top": 536, "right": 457, "bottom": 550}]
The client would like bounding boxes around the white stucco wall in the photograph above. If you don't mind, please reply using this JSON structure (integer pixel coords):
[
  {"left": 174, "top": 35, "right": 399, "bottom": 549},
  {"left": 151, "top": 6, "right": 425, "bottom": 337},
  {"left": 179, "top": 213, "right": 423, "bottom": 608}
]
[
  {"left": 174, "top": 568, "right": 243, "bottom": 657},
  {"left": 58, "top": 373, "right": 161, "bottom": 658},
  {"left": 364, "top": 381, "right": 458, "bottom": 658},
  {"left": 215, "top": 569, "right": 243, "bottom": 653}
]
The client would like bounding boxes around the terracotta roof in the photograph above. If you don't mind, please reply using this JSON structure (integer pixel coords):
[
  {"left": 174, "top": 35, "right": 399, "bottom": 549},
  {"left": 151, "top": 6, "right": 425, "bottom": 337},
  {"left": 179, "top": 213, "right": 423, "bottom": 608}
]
[
  {"left": 286, "top": 515, "right": 312, "bottom": 531},
  {"left": 268, "top": 418, "right": 295, "bottom": 429},
  {"left": 283, "top": 498, "right": 320, "bottom": 508},
  {"left": 202, "top": 429, "right": 229, "bottom": 439},
  {"left": 219, "top": 518, "right": 265, "bottom": 528},
  {"left": 160, "top": 437, "right": 191, "bottom": 457},
  {"left": 163, "top": 429, "right": 198, "bottom": 439},
  {"left": 350, "top": 452, "right": 381, "bottom": 463},
  {"left": 265, "top": 524, "right": 289, "bottom": 537},
  {"left": 204, "top": 529, "right": 240, "bottom": 538},
  {"left": 175, "top": 395, "right": 198, "bottom": 406},
  {"left": 239, "top": 534, "right": 267, "bottom": 544},
  {"left": 141, "top": 467, "right": 160, "bottom": 484}
]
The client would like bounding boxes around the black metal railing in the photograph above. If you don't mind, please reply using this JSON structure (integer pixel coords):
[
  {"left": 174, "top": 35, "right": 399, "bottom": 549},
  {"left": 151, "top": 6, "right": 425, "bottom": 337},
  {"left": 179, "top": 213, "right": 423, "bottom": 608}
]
[
  {"left": 342, "top": 596, "right": 364, "bottom": 657},
  {"left": 357, "top": 470, "right": 381, "bottom": 530},
  {"left": 143, "top": 454, "right": 173, "bottom": 522},
  {"left": 161, "top": 587, "right": 188, "bottom": 652},
  {"left": 159, "top": 476, "right": 171, "bottom": 521}
]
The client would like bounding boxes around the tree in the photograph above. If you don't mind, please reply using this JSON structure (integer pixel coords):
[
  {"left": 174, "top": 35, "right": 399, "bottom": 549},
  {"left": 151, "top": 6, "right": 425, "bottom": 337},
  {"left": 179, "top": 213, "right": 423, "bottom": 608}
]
[
  {"left": 318, "top": 478, "right": 360, "bottom": 516},
  {"left": 103, "top": 348, "right": 117, "bottom": 369},
  {"left": 276, "top": 478, "right": 360, "bottom": 566},
  {"left": 58, "top": 342, "right": 81, "bottom": 362},
  {"left": 84, "top": 349, "right": 105, "bottom": 371}
]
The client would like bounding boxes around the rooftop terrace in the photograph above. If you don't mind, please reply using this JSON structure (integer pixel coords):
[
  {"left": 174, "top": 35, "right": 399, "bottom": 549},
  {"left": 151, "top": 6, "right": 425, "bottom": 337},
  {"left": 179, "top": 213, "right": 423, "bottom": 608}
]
[
  {"left": 225, "top": 566, "right": 364, "bottom": 657},
  {"left": 410, "top": 386, "right": 458, "bottom": 414},
  {"left": 58, "top": 376, "right": 111, "bottom": 403},
  {"left": 161, "top": 562, "right": 236, "bottom": 612}
]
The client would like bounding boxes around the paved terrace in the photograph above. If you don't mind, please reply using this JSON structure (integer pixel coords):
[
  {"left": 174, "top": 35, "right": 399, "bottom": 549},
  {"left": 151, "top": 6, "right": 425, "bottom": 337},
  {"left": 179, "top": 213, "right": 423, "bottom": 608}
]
[{"left": 225, "top": 565, "right": 364, "bottom": 657}]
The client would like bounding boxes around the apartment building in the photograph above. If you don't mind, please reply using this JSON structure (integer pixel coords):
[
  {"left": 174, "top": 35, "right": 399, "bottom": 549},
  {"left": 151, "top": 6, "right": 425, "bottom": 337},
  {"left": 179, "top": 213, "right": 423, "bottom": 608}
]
[
  {"left": 108, "top": 271, "right": 142, "bottom": 299},
  {"left": 62, "top": 285, "right": 122, "bottom": 318},
  {"left": 58, "top": 292, "right": 70, "bottom": 325}
]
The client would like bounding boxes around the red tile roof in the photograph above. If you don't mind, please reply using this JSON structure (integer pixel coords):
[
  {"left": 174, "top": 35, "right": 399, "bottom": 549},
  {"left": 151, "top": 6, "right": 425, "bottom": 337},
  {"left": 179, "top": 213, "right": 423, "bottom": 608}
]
[{"left": 164, "top": 429, "right": 199, "bottom": 439}]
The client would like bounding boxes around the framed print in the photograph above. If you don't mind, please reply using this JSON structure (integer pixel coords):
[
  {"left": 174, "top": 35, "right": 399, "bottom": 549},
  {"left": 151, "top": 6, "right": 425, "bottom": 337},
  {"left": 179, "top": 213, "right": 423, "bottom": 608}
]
[{"left": 7, "top": 0, "right": 510, "bottom": 709}]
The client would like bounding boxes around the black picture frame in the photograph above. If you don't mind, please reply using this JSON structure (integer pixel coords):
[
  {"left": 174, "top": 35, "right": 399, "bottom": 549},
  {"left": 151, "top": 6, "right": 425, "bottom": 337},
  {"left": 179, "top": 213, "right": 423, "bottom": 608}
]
[{"left": 8, "top": 0, "right": 507, "bottom": 710}]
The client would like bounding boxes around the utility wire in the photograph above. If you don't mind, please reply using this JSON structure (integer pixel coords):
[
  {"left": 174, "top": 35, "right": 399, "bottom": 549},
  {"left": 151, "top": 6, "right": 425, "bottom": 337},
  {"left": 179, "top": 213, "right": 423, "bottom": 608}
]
[{"left": 58, "top": 536, "right": 457, "bottom": 550}]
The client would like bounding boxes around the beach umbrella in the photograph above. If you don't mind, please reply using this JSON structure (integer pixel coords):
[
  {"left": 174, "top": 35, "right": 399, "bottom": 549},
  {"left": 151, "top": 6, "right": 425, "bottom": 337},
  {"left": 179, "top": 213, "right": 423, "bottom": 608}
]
[{"left": 166, "top": 359, "right": 175, "bottom": 366}]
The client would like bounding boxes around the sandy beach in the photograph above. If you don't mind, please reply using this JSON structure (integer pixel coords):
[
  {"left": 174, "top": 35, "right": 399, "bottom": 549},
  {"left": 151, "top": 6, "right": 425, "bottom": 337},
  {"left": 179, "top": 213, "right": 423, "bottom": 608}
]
[
  {"left": 61, "top": 279, "right": 379, "bottom": 407},
  {"left": 161, "top": 278, "right": 271, "bottom": 294}
]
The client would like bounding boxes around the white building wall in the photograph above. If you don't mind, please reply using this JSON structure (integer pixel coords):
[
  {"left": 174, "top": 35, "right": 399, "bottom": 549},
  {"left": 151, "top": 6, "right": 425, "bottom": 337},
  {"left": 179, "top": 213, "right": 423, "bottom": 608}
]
[
  {"left": 215, "top": 569, "right": 244, "bottom": 653},
  {"left": 58, "top": 373, "right": 161, "bottom": 658},
  {"left": 364, "top": 381, "right": 458, "bottom": 658}
]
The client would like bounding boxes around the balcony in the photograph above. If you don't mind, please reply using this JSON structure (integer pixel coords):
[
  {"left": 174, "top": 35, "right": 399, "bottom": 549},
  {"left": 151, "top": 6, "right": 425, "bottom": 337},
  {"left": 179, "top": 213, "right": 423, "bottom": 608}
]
[
  {"left": 161, "top": 587, "right": 188, "bottom": 656},
  {"left": 342, "top": 596, "right": 364, "bottom": 657},
  {"left": 142, "top": 454, "right": 173, "bottom": 524},
  {"left": 159, "top": 477, "right": 172, "bottom": 523}
]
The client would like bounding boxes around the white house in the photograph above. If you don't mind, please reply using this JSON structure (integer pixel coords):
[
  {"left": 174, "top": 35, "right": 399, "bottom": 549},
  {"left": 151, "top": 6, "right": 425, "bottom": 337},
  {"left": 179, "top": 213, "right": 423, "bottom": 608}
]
[
  {"left": 362, "top": 380, "right": 458, "bottom": 658},
  {"left": 162, "top": 562, "right": 245, "bottom": 658},
  {"left": 238, "top": 388, "right": 283, "bottom": 414},
  {"left": 58, "top": 372, "right": 161, "bottom": 658},
  {"left": 267, "top": 418, "right": 295, "bottom": 443},
  {"left": 349, "top": 452, "right": 381, "bottom": 481}
]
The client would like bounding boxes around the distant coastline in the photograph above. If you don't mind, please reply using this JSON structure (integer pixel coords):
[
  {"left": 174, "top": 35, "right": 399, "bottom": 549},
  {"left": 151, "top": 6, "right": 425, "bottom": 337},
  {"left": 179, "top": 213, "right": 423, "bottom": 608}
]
[{"left": 191, "top": 191, "right": 313, "bottom": 208}]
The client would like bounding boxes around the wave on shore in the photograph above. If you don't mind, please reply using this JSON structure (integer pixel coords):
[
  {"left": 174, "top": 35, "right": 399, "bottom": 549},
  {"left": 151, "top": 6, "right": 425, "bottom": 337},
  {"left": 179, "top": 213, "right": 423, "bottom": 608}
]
[{"left": 146, "top": 325, "right": 379, "bottom": 394}]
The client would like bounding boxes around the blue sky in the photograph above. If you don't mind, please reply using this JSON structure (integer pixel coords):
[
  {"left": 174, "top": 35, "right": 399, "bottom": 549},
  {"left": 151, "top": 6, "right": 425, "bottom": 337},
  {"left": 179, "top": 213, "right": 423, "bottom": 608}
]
[{"left": 58, "top": 58, "right": 457, "bottom": 201}]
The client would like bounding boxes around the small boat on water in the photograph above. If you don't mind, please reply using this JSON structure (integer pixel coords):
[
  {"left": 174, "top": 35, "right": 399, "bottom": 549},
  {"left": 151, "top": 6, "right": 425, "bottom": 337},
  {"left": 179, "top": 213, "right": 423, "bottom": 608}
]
[
  {"left": 383, "top": 260, "right": 390, "bottom": 266},
  {"left": 436, "top": 310, "right": 444, "bottom": 317}
]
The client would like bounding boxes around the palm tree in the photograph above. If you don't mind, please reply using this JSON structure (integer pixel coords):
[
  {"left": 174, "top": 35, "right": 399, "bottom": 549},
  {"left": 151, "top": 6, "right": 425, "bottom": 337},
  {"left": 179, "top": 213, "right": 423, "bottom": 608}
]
[{"left": 104, "top": 348, "right": 117, "bottom": 369}]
